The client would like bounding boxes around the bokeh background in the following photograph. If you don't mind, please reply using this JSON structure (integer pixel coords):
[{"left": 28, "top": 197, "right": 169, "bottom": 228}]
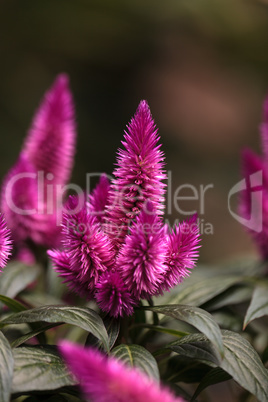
[{"left": 1, "top": 0, "right": 268, "bottom": 262}]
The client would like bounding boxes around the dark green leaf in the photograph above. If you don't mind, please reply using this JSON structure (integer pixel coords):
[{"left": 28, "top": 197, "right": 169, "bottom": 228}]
[
  {"left": 11, "top": 323, "right": 62, "bottom": 348},
  {"left": 165, "top": 355, "right": 211, "bottom": 383},
  {"left": 191, "top": 367, "right": 231, "bottom": 401},
  {"left": 165, "top": 330, "right": 268, "bottom": 401},
  {"left": 0, "top": 262, "right": 40, "bottom": 298},
  {"left": 203, "top": 285, "right": 252, "bottom": 311},
  {"left": 112, "top": 344, "right": 159, "bottom": 381},
  {"left": 12, "top": 346, "right": 76, "bottom": 393},
  {"left": 161, "top": 332, "right": 219, "bottom": 366},
  {"left": 244, "top": 285, "right": 268, "bottom": 328},
  {"left": 0, "top": 331, "right": 14, "bottom": 402},
  {"left": 0, "top": 305, "right": 109, "bottom": 352},
  {"left": 86, "top": 315, "right": 120, "bottom": 350},
  {"left": 0, "top": 294, "right": 27, "bottom": 313},
  {"left": 144, "top": 304, "right": 224, "bottom": 357},
  {"left": 131, "top": 323, "right": 188, "bottom": 338},
  {"left": 166, "top": 276, "right": 242, "bottom": 307}
]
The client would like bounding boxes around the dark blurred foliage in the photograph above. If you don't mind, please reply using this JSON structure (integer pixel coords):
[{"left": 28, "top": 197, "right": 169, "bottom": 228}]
[{"left": 1, "top": 0, "right": 268, "bottom": 262}]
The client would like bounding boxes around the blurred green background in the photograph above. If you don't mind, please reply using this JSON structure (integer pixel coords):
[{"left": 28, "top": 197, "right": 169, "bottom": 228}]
[{"left": 1, "top": 0, "right": 268, "bottom": 263}]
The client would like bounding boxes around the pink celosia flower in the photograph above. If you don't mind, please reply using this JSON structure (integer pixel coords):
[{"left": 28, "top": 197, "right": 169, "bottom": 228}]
[
  {"left": 1, "top": 74, "right": 76, "bottom": 251},
  {"left": 116, "top": 202, "right": 168, "bottom": 299},
  {"left": 0, "top": 213, "right": 12, "bottom": 270},
  {"left": 60, "top": 341, "right": 185, "bottom": 402},
  {"left": 49, "top": 101, "right": 200, "bottom": 317},
  {"left": 239, "top": 95, "right": 268, "bottom": 259},
  {"left": 161, "top": 214, "right": 201, "bottom": 291},
  {"left": 105, "top": 100, "right": 167, "bottom": 245},
  {"left": 240, "top": 148, "right": 268, "bottom": 258},
  {"left": 96, "top": 271, "right": 135, "bottom": 317}
]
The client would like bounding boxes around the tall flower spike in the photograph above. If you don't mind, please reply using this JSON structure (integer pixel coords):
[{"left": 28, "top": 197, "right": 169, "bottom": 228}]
[
  {"left": 240, "top": 148, "right": 268, "bottom": 258},
  {"left": 95, "top": 271, "right": 135, "bottom": 317},
  {"left": 60, "top": 342, "right": 185, "bottom": 402},
  {"left": 105, "top": 100, "right": 167, "bottom": 244},
  {"left": 61, "top": 196, "right": 116, "bottom": 296},
  {"left": 161, "top": 214, "right": 201, "bottom": 292},
  {"left": 116, "top": 201, "right": 167, "bottom": 299},
  {"left": 0, "top": 214, "right": 12, "bottom": 270},
  {"left": 1, "top": 74, "right": 76, "bottom": 250}
]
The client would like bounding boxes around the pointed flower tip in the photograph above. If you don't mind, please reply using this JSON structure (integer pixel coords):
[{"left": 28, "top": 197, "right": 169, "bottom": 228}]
[
  {"left": 54, "top": 72, "right": 69, "bottom": 87},
  {"left": 135, "top": 100, "right": 153, "bottom": 121}
]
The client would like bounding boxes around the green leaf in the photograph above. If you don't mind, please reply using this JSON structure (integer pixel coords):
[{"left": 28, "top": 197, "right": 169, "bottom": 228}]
[
  {"left": 11, "top": 323, "right": 62, "bottom": 348},
  {"left": 203, "top": 285, "right": 252, "bottom": 311},
  {"left": 165, "top": 355, "right": 211, "bottom": 383},
  {"left": 0, "top": 294, "right": 27, "bottom": 313},
  {"left": 86, "top": 315, "right": 120, "bottom": 350},
  {"left": 144, "top": 304, "right": 224, "bottom": 357},
  {"left": 112, "top": 344, "right": 160, "bottom": 381},
  {"left": 0, "top": 262, "right": 40, "bottom": 298},
  {"left": 0, "top": 305, "right": 109, "bottom": 352},
  {"left": 12, "top": 345, "right": 76, "bottom": 393},
  {"left": 191, "top": 367, "right": 231, "bottom": 401},
  {"left": 165, "top": 330, "right": 268, "bottom": 401},
  {"left": 244, "top": 285, "right": 268, "bottom": 329},
  {"left": 131, "top": 323, "right": 188, "bottom": 338},
  {"left": 0, "top": 331, "right": 14, "bottom": 402},
  {"left": 159, "top": 332, "right": 219, "bottom": 366},
  {"left": 166, "top": 276, "right": 242, "bottom": 307}
]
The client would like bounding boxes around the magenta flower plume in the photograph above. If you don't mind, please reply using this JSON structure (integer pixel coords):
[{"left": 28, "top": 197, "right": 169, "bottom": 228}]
[
  {"left": 105, "top": 100, "right": 167, "bottom": 244},
  {"left": 0, "top": 213, "right": 12, "bottom": 270},
  {"left": 96, "top": 271, "right": 135, "bottom": 317},
  {"left": 240, "top": 148, "right": 268, "bottom": 258},
  {"left": 23, "top": 73, "right": 76, "bottom": 185},
  {"left": 161, "top": 214, "right": 201, "bottom": 291},
  {"left": 1, "top": 74, "right": 76, "bottom": 251},
  {"left": 48, "top": 100, "right": 201, "bottom": 317},
  {"left": 59, "top": 196, "right": 116, "bottom": 296},
  {"left": 116, "top": 202, "right": 167, "bottom": 299},
  {"left": 88, "top": 174, "right": 110, "bottom": 223},
  {"left": 60, "top": 342, "right": 185, "bottom": 402}
]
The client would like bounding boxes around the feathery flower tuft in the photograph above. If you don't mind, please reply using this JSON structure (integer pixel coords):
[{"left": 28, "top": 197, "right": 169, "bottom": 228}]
[
  {"left": 88, "top": 174, "right": 110, "bottom": 223},
  {"left": 1, "top": 74, "right": 76, "bottom": 250},
  {"left": 0, "top": 214, "right": 12, "bottom": 270},
  {"left": 96, "top": 271, "right": 135, "bottom": 317},
  {"left": 105, "top": 100, "right": 167, "bottom": 244},
  {"left": 116, "top": 202, "right": 167, "bottom": 299},
  {"left": 60, "top": 196, "right": 116, "bottom": 296},
  {"left": 60, "top": 341, "right": 185, "bottom": 402},
  {"left": 161, "top": 214, "right": 201, "bottom": 291}
]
